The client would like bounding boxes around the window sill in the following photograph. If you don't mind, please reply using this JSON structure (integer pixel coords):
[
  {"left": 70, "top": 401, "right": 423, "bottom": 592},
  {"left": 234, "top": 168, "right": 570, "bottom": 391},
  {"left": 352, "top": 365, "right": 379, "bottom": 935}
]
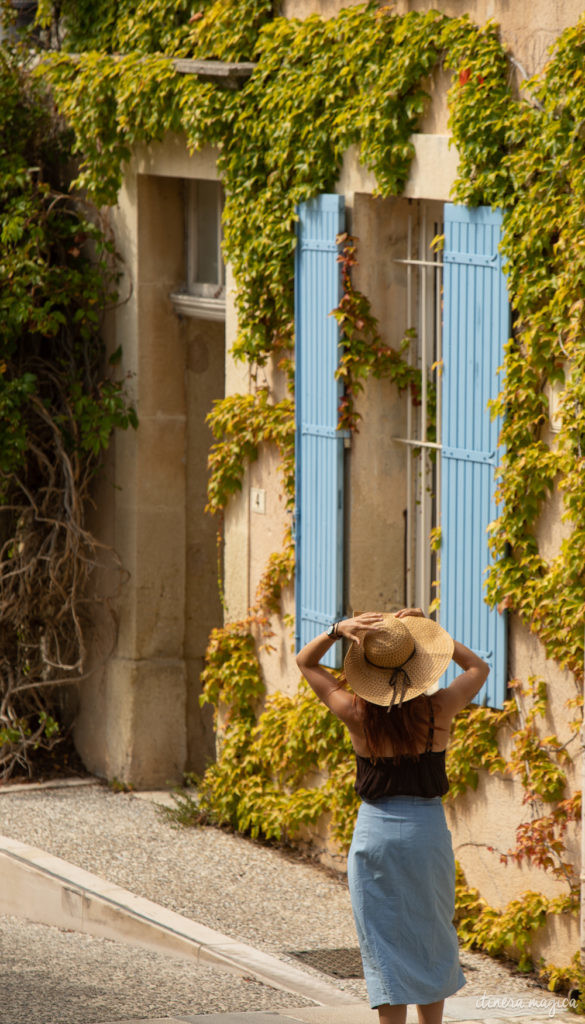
[{"left": 170, "top": 292, "right": 226, "bottom": 322}]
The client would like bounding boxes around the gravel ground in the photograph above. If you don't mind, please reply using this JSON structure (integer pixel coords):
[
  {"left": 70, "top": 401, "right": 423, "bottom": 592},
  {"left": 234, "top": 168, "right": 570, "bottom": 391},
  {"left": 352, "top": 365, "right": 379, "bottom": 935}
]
[
  {"left": 0, "top": 913, "right": 311, "bottom": 1024},
  {"left": 0, "top": 780, "right": 546, "bottom": 1021}
]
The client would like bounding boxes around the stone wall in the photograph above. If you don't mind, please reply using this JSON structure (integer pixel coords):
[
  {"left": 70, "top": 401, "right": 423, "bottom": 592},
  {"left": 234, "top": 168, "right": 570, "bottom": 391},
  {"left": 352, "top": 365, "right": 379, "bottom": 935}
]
[{"left": 76, "top": 148, "right": 223, "bottom": 786}]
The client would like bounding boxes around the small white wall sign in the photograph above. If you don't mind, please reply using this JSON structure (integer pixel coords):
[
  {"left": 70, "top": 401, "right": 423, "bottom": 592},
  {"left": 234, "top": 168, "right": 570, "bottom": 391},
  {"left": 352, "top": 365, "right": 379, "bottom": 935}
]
[{"left": 250, "top": 488, "right": 266, "bottom": 514}]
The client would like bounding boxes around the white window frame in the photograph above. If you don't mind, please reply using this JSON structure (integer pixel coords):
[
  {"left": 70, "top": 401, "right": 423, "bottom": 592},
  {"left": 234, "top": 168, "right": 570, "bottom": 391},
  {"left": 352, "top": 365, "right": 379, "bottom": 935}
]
[
  {"left": 393, "top": 203, "right": 443, "bottom": 616},
  {"left": 170, "top": 179, "right": 226, "bottom": 322}
]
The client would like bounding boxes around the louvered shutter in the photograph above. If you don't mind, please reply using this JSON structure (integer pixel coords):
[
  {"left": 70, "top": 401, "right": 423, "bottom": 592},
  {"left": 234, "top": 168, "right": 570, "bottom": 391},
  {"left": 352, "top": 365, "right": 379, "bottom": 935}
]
[
  {"left": 294, "top": 195, "right": 346, "bottom": 668},
  {"left": 440, "top": 204, "right": 509, "bottom": 707}
]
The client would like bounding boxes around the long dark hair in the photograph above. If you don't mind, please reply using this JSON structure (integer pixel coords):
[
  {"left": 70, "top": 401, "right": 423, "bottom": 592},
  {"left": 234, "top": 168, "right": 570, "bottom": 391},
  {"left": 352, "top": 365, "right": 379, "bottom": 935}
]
[{"left": 357, "top": 693, "right": 431, "bottom": 762}]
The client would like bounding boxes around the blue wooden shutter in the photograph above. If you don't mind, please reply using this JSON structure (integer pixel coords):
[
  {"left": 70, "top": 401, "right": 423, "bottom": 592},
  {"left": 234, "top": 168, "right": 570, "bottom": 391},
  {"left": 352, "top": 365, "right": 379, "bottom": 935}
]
[
  {"left": 294, "top": 195, "right": 345, "bottom": 668},
  {"left": 440, "top": 204, "right": 509, "bottom": 707}
]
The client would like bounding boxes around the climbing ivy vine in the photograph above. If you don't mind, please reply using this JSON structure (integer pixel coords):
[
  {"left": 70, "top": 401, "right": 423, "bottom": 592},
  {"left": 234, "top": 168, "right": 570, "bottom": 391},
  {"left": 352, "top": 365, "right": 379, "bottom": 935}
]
[
  {"left": 0, "top": 33, "right": 137, "bottom": 778},
  {"left": 31, "top": 0, "right": 585, "bottom": 989}
]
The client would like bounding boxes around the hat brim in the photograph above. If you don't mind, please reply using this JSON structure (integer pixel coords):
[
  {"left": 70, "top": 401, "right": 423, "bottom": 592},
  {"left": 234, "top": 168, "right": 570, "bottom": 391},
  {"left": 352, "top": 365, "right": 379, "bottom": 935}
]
[{"left": 344, "top": 613, "right": 454, "bottom": 706}]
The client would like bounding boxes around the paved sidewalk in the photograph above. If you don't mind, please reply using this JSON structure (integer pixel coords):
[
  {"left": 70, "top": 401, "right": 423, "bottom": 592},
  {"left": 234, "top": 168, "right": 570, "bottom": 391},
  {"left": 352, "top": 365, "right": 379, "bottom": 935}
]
[{"left": 94, "top": 995, "right": 579, "bottom": 1024}]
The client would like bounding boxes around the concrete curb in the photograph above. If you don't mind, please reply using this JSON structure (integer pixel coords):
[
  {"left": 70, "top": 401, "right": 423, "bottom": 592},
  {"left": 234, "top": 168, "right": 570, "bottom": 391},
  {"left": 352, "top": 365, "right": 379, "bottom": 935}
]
[
  {"left": 0, "top": 834, "right": 357, "bottom": 1008},
  {"left": 0, "top": 776, "right": 99, "bottom": 795}
]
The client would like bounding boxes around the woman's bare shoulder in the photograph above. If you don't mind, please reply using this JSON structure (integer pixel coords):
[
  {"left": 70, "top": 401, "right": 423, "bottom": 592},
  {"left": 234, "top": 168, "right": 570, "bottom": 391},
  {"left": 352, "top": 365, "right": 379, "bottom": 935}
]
[
  {"left": 344, "top": 710, "right": 370, "bottom": 757},
  {"left": 430, "top": 692, "right": 454, "bottom": 731}
]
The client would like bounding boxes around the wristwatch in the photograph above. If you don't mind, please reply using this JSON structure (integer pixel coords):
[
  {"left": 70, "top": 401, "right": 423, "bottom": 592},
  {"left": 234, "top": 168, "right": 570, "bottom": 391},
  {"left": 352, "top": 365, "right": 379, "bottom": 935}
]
[{"left": 326, "top": 622, "right": 338, "bottom": 638}]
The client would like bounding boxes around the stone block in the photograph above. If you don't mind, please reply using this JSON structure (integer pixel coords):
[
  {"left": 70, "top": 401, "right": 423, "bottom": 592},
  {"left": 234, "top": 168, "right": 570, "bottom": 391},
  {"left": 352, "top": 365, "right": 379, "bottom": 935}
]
[
  {"left": 131, "top": 504, "right": 186, "bottom": 659},
  {"left": 137, "top": 174, "right": 184, "bottom": 287},
  {"left": 134, "top": 136, "right": 220, "bottom": 182},
  {"left": 136, "top": 283, "right": 187, "bottom": 418},
  {"left": 132, "top": 413, "right": 186, "bottom": 509},
  {"left": 112, "top": 423, "right": 139, "bottom": 517},
  {"left": 103, "top": 655, "right": 187, "bottom": 788}
]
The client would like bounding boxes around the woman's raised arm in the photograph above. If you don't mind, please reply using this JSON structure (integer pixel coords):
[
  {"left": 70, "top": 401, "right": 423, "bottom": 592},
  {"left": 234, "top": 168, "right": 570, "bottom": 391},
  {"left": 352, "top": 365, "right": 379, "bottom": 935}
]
[
  {"left": 296, "top": 613, "right": 383, "bottom": 724},
  {"left": 436, "top": 640, "right": 490, "bottom": 719}
]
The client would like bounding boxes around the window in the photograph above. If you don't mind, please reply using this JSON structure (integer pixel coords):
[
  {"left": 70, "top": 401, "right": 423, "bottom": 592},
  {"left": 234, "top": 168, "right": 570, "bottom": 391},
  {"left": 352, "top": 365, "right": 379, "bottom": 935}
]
[
  {"left": 393, "top": 202, "right": 444, "bottom": 617},
  {"left": 395, "top": 201, "right": 509, "bottom": 707},
  {"left": 171, "top": 179, "right": 225, "bottom": 321},
  {"left": 292, "top": 192, "right": 508, "bottom": 705}
]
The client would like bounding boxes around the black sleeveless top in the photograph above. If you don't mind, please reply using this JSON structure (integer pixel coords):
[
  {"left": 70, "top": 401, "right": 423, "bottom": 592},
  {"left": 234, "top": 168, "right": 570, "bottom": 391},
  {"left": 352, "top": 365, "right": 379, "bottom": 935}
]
[{"left": 354, "top": 698, "right": 449, "bottom": 801}]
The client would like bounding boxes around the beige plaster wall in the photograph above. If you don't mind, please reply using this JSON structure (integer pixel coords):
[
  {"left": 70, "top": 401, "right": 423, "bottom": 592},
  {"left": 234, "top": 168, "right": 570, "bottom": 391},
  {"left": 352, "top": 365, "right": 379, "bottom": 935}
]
[
  {"left": 280, "top": 1, "right": 585, "bottom": 80},
  {"left": 338, "top": 136, "right": 458, "bottom": 204},
  {"left": 222, "top": 288, "right": 299, "bottom": 694},
  {"left": 248, "top": 352, "right": 298, "bottom": 691},
  {"left": 280, "top": 0, "right": 585, "bottom": 164},
  {"left": 442, "top": 420, "right": 581, "bottom": 964},
  {"left": 444, "top": 615, "right": 581, "bottom": 967},
  {"left": 445, "top": 747, "right": 579, "bottom": 961},
  {"left": 442, "top": 561, "right": 580, "bottom": 967},
  {"left": 393, "top": 0, "right": 584, "bottom": 78},
  {"left": 222, "top": 265, "right": 253, "bottom": 626},
  {"left": 250, "top": 440, "right": 298, "bottom": 697},
  {"left": 279, "top": 0, "right": 363, "bottom": 18}
]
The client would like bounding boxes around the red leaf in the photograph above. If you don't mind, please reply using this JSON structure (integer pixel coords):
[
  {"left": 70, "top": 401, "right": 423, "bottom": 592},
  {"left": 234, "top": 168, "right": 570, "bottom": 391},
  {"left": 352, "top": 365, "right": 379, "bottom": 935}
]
[{"left": 459, "top": 67, "right": 471, "bottom": 86}]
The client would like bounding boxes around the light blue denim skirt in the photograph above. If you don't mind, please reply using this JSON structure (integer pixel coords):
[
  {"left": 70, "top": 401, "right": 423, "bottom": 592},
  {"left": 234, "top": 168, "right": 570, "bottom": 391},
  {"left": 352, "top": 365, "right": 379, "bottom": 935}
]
[{"left": 348, "top": 796, "right": 465, "bottom": 1009}]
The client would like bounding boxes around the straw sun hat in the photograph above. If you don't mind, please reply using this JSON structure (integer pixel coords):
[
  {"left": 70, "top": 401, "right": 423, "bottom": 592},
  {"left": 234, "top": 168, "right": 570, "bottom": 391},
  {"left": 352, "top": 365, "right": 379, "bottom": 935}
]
[{"left": 344, "top": 613, "right": 454, "bottom": 708}]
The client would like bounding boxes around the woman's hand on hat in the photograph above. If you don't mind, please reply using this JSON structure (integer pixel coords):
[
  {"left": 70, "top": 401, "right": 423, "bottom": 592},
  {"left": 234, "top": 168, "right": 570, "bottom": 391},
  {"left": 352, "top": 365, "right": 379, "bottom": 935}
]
[
  {"left": 395, "top": 607, "right": 425, "bottom": 619},
  {"left": 336, "top": 612, "right": 384, "bottom": 645}
]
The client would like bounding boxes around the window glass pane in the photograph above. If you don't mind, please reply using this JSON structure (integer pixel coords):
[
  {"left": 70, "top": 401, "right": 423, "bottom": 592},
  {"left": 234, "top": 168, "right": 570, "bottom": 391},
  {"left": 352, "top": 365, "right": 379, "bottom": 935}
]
[
  {"left": 396, "top": 201, "right": 443, "bottom": 616},
  {"left": 195, "top": 180, "right": 220, "bottom": 284}
]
